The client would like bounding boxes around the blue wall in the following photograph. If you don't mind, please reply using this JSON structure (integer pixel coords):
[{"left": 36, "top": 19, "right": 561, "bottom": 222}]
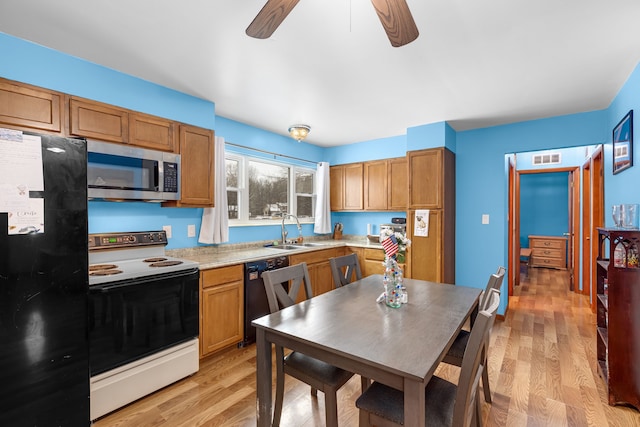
[
  {"left": 519, "top": 173, "right": 569, "bottom": 248},
  {"left": 454, "top": 110, "right": 608, "bottom": 312},
  {"left": 606, "top": 63, "right": 640, "bottom": 221}
]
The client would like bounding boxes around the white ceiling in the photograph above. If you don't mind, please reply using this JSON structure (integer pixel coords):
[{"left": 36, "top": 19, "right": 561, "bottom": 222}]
[{"left": 2, "top": 0, "right": 640, "bottom": 147}]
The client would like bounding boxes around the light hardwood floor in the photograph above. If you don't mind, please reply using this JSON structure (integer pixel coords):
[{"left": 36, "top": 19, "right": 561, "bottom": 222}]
[{"left": 94, "top": 268, "right": 640, "bottom": 426}]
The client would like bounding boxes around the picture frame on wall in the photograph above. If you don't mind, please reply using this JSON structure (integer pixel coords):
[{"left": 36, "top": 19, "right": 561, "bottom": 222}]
[{"left": 613, "top": 110, "right": 633, "bottom": 174}]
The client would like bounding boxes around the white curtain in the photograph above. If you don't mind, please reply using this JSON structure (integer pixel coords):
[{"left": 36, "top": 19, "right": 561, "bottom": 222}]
[
  {"left": 314, "top": 161, "right": 331, "bottom": 234},
  {"left": 198, "top": 136, "right": 229, "bottom": 244}
]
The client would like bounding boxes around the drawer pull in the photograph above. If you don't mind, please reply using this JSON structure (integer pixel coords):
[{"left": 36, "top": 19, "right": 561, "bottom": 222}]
[
  {"left": 544, "top": 242, "right": 551, "bottom": 246},
  {"left": 544, "top": 250, "right": 551, "bottom": 255}
]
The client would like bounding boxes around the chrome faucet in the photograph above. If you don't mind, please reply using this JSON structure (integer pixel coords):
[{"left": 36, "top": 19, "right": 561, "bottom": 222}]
[{"left": 281, "top": 214, "right": 302, "bottom": 244}]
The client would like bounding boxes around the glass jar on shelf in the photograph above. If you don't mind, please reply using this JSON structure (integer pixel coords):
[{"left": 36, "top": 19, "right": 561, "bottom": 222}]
[{"left": 627, "top": 244, "right": 639, "bottom": 268}]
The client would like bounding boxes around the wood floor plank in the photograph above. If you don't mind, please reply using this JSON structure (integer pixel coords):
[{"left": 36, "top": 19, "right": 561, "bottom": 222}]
[{"left": 94, "top": 268, "right": 640, "bottom": 426}]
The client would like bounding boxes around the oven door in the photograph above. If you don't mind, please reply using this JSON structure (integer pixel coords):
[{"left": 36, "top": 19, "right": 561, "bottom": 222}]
[{"left": 88, "top": 268, "right": 199, "bottom": 376}]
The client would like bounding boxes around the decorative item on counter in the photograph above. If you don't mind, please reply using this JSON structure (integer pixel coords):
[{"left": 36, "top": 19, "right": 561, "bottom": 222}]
[{"left": 380, "top": 229, "right": 411, "bottom": 263}]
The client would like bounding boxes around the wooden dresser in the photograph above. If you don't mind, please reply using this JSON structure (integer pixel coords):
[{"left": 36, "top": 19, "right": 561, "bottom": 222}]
[{"left": 528, "top": 235, "right": 567, "bottom": 269}]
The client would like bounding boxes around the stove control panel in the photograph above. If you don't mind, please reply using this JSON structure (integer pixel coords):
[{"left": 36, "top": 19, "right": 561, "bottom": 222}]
[{"left": 89, "top": 231, "right": 168, "bottom": 250}]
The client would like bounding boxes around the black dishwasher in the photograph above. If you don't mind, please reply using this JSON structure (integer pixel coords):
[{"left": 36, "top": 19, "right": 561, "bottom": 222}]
[{"left": 240, "top": 256, "right": 289, "bottom": 347}]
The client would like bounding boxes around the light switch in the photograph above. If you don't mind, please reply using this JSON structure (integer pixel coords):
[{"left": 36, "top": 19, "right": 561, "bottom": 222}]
[
  {"left": 163, "top": 225, "right": 172, "bottom": 238},
  {"left": 482, "top": 214, "right": 489, "bottom": 225},
  {"left": 188, "top": 224, "right": 196, "bottom": 237}
]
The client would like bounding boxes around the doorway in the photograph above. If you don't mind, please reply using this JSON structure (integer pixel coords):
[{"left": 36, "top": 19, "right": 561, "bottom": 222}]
[
  {"left": 507, "top": 146, "right": 604, "bottom": 309},
  {"left": 513, "top": 167, "right": 579, "bottom": 292}
]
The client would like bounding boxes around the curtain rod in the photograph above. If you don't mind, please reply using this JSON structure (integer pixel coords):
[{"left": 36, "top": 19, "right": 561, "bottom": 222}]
[{"left": 225, "top": 141, "right": 320, "bottom": 166}]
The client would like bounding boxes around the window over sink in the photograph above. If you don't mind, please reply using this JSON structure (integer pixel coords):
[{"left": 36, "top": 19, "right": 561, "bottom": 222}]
[{"left": 225, "top": 153, "right": 316, "bottom": 224}]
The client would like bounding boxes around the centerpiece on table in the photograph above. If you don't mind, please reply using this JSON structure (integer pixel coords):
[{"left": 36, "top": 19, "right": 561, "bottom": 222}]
[
  {"left": 380, "top": 232, "right": 411, "bottom": 308},
  {"left": 379, "top": 229, "right": 411, "bottom": 263}
]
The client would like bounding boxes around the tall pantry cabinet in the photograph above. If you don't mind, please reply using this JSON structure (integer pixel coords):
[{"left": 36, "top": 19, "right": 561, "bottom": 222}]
[{"left": 407, "top": 147, "right": 455, "bottom": 283}]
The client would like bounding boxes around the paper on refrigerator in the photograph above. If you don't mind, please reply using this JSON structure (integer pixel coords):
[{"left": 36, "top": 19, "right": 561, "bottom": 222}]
[{"left": 0, "top": 128, "right": 45, "bottom": 233}]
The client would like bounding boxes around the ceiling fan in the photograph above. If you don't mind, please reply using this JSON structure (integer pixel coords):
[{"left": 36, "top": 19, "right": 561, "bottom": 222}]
[{"left": 246, "top": 0, "right": 419, "bottom": 47}]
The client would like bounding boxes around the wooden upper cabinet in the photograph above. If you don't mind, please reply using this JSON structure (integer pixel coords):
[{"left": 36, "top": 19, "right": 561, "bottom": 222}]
[
  {"left": 364, "top": 160, "right": 388, "bottom": 210},
  {"left": 129, "top": 112, "right": 175, "bottom": 152},
  {"left": 165, "top": 124, "right": 214, "bottom": 207},
  {"left": 388, "top": 157, "right": 408, "bottom": 211},
  {"left": 330, "top": 163, "right": 363, "bottom": 211},
  {"left": 408, "top": 147, "right": 454, "bottom": 209},
  {"left": 343, "top": 163, "right": 364, "bottom": 210},
  {"left": 0, "top": 79, "right": 62, "bottom": 133},
  {"left": 69, "top": 97, "right": 128, "bottom": 143},
  {"left": 330, "top": 166, "right": 344, "bottom": 211}
]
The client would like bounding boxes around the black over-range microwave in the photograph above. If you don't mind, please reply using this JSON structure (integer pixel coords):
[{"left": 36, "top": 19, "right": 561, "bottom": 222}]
[{"left": 87, "top": 140, "right": 180, "bottom": 201}]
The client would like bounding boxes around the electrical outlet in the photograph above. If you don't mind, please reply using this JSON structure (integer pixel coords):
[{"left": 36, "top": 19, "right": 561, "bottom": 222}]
[
  {"left": 162, "top": 225, "right": 172, "bottom": 238},
  {"left": 482, "top": 214, "right": 489, "bottom": 225},
  {"left": 188, "top": 224, "right": 196, "bottom": 238}
]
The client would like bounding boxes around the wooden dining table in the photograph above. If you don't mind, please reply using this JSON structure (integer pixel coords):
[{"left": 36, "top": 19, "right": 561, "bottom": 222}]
[{"left": 252, "top": 274, "right": 482, "bottom": 427}]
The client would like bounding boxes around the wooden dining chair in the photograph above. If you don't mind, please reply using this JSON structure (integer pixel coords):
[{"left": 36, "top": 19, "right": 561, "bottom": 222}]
[
  {"left": 355, "top": 289, "right": 501, "bottom": 427},
  {"left": 479, "top": 267, "right": 506, "bottom": 315},
  {"left": 261, "top": 263, "right": 355, "bottom": 427},
  {"left": 443, "top": 268, "right": 505, "bottom": 404},
  {"left": 329, "top": 253, "right": 363, "bottom": 288}
]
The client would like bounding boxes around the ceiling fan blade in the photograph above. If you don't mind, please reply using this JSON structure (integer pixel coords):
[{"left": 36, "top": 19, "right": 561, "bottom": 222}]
[
  {"left": 370, "top": 0, "right": 419, "bottom": 47},
  {"left": 246, "top": 0, "right": 300, "bottom": 39}
]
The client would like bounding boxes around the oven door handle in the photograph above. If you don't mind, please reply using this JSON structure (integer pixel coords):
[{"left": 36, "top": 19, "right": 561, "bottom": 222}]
[{"left": 90, "top": 268, "right": 199, "bottom": 292}]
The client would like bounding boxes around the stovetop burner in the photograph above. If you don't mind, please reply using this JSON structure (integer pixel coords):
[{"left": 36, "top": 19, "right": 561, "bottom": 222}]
[
  {"left": 90, "top": 264, "right": 118, "bottom": 271},
  {"left": 149, "top": 260, "right": 184, "bottom": 267},
  {"left": 143, "top": 257, "right": 167, "bottom": 263},
  {"left": 89, "top": 269, "right": 123, "bottom": 276}
]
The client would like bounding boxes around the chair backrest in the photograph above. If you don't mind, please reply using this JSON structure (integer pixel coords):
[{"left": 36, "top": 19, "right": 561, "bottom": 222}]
[
  {"left": 329, "top": 253, "right": 363, "bottom": 288},
  {"left": 261, "top": 263, "right": 314, "bottom": 314},
  {"left": 480, "top": 267, "right": 506, "bottom": 310},
  {"left": 453, "top": 288, "right": 500, "bottom": 427}
]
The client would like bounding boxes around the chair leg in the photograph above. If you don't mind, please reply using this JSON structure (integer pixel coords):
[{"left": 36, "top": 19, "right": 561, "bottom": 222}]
[
  {"left": 273, "top": 360, "right": 285, "bottom": 427},
  {"left": 475, "top": 388, "right": 484, "bottom": 427}
]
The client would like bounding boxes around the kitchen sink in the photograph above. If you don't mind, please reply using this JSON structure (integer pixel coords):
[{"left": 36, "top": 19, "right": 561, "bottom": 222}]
[
  {"left": 295, "top": 242, "right": 326, "bottom": 247},
  {"left": 269, "top": 245, "right": 300, "bottom": 250}
]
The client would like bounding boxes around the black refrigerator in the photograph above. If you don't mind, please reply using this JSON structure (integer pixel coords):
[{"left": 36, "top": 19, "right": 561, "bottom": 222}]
[{"left": 0, "top": 131, "right": 89, "bottom": 426}]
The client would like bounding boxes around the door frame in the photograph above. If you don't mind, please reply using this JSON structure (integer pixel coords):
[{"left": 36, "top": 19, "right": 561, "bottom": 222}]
[
  {"left": 512, "top": 166, "right": 580, "bottom": 293},
  {"left": 589, "top": 147, "right": 605, "bottom": 311},
  {"left": 581, "top": 158, "right": 592, "bottom": 296}
]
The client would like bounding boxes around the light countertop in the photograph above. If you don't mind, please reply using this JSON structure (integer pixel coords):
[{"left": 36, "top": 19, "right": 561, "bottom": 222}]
[{"left": 167, "top": 237, "right": 383, "bottom": 270}]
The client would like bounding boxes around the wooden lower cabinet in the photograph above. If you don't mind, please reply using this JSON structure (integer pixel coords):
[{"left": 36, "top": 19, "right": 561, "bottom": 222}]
[
  {"left": 363, "top": 248, "right": 406, "bottom": 276},
  {"left": 200, "top": 265, "right": 243, "bottom": 357},
  {"left": 290, "top": 248, "right": 339, "bottom": 301}
]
